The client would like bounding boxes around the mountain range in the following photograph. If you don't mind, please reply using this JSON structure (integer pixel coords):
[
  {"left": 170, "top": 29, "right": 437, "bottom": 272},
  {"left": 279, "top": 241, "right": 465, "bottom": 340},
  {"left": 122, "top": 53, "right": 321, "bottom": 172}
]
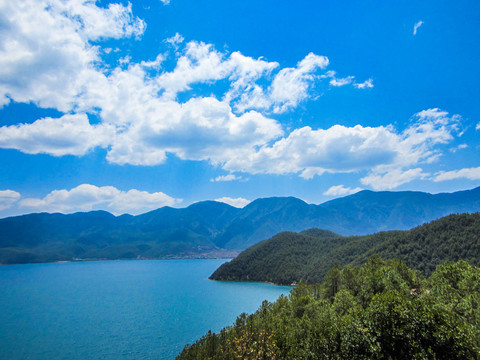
[{"left": 1, "top": 186, "right": 480, "bottom": 264}]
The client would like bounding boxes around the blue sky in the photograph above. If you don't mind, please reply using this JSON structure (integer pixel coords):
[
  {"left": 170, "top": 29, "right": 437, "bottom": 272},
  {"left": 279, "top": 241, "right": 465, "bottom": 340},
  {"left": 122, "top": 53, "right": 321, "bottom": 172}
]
[{"left": 0, "top": 0, "right": 479, "bottom": 217}]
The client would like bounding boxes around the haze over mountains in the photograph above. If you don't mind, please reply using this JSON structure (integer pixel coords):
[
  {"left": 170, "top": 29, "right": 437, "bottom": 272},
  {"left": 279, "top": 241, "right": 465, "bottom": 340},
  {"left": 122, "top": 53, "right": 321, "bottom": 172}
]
[{"left": 1, "top": 187, "right": 480, "bottom": 264}]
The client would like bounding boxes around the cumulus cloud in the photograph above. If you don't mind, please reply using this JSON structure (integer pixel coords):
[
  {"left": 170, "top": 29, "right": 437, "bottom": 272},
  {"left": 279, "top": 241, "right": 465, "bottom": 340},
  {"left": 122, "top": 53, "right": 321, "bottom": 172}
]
[
  {"left": 222, "top": 108, "right": 460, "bottom": 181},
  {"left": 19, "top": 184, "right": 181, "bottom": 215},
  {"left": 0, "top": 114, "right": 114, "bottom": 156},
  {"left": 476, "top": 122, "right": 480, "bottom": 130},
  {"left": 268, "top": 53, "right": 329, "bottom": 113},
  {"left": 0, "top": 0, "right": 145, "bottom": 110},
  {"left": 155, "top": 42, "right": 282, "bottom": 107},
  {"left": 211, "top": 174, "right": 243, "bottom": 182},
  {"left": 156, "top": 41, "right": 231, "bottom": 100},
  {"left": 140, "top": 54, "right": 165, "bottom": 69},
  {"left": 356, "top": 109, "right": 461, "bottom": 189},
  {"left": 413, "top": 21, "right": 424, "bottom": 35},
  {"left": 433, "top": 167, "right": 480, "bottom": 182},
  {"left": 214, "top": 197, "right": 251, "bottom": 208},
  {"left": 233, "top": 53, "right": 335, "bottom": 113},
  {"left": 0, "top": 38, "right": 283, "bottom": 166},
  {"left": 323, "top": 185, "right": 363, "bottom": 196},
  {"left": 223, "top": 124, "right": 400, "bottom": 176},
  {"left": 105, "top": 97, "right": 283, "bottom": 166},
  {"left": 0, "top": 190, "right": 21, "bottom": 211}
]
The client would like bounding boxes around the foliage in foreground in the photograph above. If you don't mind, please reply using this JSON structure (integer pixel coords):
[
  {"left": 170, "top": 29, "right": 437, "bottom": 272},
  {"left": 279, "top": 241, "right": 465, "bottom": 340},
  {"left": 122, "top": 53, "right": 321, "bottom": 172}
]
[{"left": 177, "top": 257, "right": 480, "bottom": 359}]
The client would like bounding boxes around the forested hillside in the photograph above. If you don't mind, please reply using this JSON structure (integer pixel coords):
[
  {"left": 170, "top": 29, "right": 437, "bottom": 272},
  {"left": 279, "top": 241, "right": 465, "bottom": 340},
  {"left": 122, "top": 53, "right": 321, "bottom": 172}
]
[
  {"left": 210, "top": 213, "right": 480, "bottom": 285},
  {"left": 179, "top": 258, "right": 480, "bottom": 359}
]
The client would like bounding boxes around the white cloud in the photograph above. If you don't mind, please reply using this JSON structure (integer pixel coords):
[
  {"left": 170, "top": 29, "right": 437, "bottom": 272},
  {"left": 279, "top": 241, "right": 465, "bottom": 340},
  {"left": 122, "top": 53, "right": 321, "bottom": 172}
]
[
  {"left": 108, "top": 189, "right": 180, "bottom": 214},
  {"left": 354, "top": 79, "right": 374, "bottom": 89},
  {"left": 165, "top": 33, "right": 184, "bottom": 49},
  {"left": 476, "top": 122, "right": 480, "bottom": 130},
  {"left": 225, "top": 52, "right": 279, "bottom": 109},
  {"left": 231, "top": 53, "right": 334, "bottom": 113},
  {"left": 211, "top": 174, "right": 243, "bottom": 182},
  {"left": 323, "top": 185, "right": 363, "bottom": 196},
  {"left": 155, "top": 42, "right": 279, "bottom": 105},
  {"left": 360, "top": 168, "right": 429, "bottom": 190},
  {"left": 63, "top": 1, "right": 145, "bottom": 40},
  {"left": 223, "top": 108, "right": 460, "bottom": 180},
  {"left": 19, "top": 184, "right": 181, "bottom": 215},
  {"left": 224, "top": 124, "right": 401, "bottom": 176},
  {"left": 433, "top": 167, "right": 480, "bottom": 182},
  {"left": 140, "top": 54, "right": 165, "bottom": 69},
  {"left": 268, "top": 53, "right": 329, "bottom": 113},
  {"left": 119, "top": 55, "right": 132, "bottom": 65},
  {"left": 413, "top": 21, "right": 424, "bottom": 35},
  {"left": 105, "top": 96, "right": 283, "bottom": 166},
  {"left": 328, "top": 75, "right": 373, "bottom": 89},
  {"left": 159, "top": 41, "right": 304, "bottom": 113},
  {"left": 415, "top": 108, "right": 450, "bottom": 121},
  {"left": 0, "top": 0, "right": 145, "bottom": 110},
  {"left": 214, "top": 197, "right": 251, "bottom": 208},
  {"left": 156, "top": 41, "right": 230, "bottom": 100},
  {"left": 0, "top": 190, "right": 21, "bottom": 211},
  {"left": 160, "top": 0, "right": 171, "bottom": 4},
  {"left": 0, "top": 114, "right": 114, "bottom": 156},
  {"left": 330, "top": 76, "right": 354, "bottom": 87}
]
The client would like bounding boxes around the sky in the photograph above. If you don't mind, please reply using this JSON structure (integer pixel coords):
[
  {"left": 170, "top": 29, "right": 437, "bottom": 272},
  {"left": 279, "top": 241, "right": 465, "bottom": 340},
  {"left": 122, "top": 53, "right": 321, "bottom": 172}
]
[{"left": 0, "top": 0, "right": 479, "bottom": 217}]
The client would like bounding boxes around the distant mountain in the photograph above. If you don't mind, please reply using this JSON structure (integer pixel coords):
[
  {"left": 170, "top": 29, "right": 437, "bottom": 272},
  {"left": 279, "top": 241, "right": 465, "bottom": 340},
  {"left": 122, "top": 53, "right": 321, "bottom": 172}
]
[
  {"left": 210, "top": 212, "right": 480, "bottom": 285},
  {"left": 214, "top": 186, "right": 480, "bottom": 249},
  {"left": 0, "top": 202, "right": 241, "bottom": 264},
  {"left": 1, "top": 187, "right": 480, "bottom": 264}
]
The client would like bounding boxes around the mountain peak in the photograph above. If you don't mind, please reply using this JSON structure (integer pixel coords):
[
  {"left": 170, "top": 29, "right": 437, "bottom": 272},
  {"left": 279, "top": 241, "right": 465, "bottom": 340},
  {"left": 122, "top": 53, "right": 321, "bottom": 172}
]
[{"left": 245, "top": 196, "right": 309, "bottom": 209}]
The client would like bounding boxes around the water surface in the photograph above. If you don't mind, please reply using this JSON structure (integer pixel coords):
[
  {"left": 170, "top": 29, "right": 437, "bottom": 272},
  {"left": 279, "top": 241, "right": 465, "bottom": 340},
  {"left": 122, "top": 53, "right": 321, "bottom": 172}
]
[{"left": 0, "top": 259, "right": 292, "bottom": 360}]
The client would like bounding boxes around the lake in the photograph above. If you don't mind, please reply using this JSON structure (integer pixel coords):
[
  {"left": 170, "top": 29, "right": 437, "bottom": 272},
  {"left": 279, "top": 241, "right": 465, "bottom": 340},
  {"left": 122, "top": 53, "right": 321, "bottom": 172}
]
[{"left": 0, "top": 259, "right": 292, "bottom": 360}]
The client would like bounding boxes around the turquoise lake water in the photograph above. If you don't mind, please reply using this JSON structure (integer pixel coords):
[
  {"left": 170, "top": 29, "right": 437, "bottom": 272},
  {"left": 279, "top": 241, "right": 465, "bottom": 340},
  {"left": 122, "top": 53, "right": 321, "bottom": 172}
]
[{"left": 0, "top": 259, "right": 292, "bottom": 360}]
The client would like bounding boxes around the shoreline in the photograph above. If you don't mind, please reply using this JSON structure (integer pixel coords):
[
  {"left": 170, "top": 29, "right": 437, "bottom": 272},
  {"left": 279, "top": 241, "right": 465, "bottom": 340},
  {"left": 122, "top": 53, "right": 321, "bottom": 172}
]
[
  {"left": 0, "top": 255, "right": 237, "bottom": 267},
  {"left": 209, "top": 276, "right": 297, "bottom": 287}
]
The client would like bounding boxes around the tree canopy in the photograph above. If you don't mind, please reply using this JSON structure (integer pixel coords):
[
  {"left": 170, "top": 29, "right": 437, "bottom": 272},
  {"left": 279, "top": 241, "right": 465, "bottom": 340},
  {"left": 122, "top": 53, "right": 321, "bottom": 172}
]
[{"left": 178, "top": 257, "right": 480, "bottom": 359}]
